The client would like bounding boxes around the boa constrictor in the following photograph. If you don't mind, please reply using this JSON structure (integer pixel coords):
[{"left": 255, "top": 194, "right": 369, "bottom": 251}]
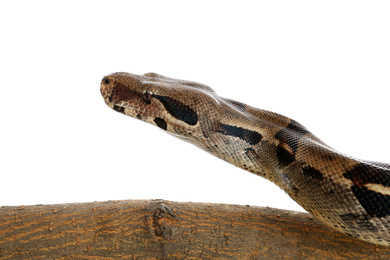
[{"left": 101, "top": 72, "right": 390, "bottom": 246}]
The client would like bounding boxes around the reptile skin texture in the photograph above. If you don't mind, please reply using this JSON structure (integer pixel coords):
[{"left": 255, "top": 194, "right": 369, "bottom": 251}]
[{"left": 101, "top": 72, "right": 390, "bottom": 246}]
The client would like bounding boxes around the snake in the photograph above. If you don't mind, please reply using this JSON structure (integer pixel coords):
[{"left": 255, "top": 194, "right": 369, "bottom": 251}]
[{"left": 100, "top": 72, "right": 390, "bottom": 246}]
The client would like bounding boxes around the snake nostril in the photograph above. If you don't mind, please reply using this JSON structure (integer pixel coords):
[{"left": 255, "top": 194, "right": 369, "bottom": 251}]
[{"left": 102, "top": 77, "right": 110, "bottom": 85}]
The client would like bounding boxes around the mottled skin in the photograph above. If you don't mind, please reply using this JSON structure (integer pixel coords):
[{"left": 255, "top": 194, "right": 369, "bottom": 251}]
[{"left": 101, "top": 72, "right": 390, "bottom": 246}]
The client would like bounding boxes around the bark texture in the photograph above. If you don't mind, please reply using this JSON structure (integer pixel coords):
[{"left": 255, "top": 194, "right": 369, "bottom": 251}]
[{"left": 0, "top": 199, "right": 389, "bottom": 259}]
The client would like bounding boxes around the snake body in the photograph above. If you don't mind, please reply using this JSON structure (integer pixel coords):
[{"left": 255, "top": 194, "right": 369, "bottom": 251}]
[{"left": 101, "top": 72, "right": 390, "bottom": 246}]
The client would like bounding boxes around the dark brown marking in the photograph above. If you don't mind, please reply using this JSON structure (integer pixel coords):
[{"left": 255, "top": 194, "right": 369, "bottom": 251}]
[
  {"left": 154, "top": 118, "right": 167, "bottom": 130},
  {"left": 302, "top": 165, "right": 324, "bottom": 181},
  {"left": 275, "top": 120, "right": 310, "bottom": 153},
  {"left": 343, "top": 162, "right": 390, "bottom": 188},
  {"left": 350, "top": 186, "right": 390, "bottom": 218},
  {"left": 287, "top": 119, "right": 310, "bottom": 135},
  {"left": 217, "top": 124, "right": 262, "bottom": 145},
  {"left": 152, "top": 95, "right": 198, "bottom": 125},
  {"left": 142, "top": 91, "right": 152, "bottom": 105},
  {"left": 275, "top": 120, "right": 310, "bottom": 166},
  {"left": 276, "top": 146, "right": 295, "bottom": 166},
  {"left": 343, "top": 162, "right": 390, "bottom": 218}
]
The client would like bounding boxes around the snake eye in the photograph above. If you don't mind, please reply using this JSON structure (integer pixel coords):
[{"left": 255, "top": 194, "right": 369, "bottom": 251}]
[
  {"left": 142, "top": 90, "right": 152, "bottom": 105},
  {"left": 102, "top": 77, "right": 110, "bottom": 85}
]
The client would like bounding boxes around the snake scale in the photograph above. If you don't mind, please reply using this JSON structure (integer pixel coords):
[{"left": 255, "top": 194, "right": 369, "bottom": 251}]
[{"left": 101, "top": 72, "right": 390, "bottom": 246}]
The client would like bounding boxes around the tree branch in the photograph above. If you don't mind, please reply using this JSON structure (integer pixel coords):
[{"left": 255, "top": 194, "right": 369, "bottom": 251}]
[{"left": 0, "top": 199, "right": 389, "bottom": 259}]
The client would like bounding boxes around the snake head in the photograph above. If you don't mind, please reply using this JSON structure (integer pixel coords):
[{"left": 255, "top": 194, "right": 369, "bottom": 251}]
[{"left": 100, "top": 72, "right": 219, "bottom": 136}]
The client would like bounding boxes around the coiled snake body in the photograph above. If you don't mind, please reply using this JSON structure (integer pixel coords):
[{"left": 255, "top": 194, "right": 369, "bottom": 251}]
[{"left": 101, "top": 72, "right": 390, "bottom": 246}]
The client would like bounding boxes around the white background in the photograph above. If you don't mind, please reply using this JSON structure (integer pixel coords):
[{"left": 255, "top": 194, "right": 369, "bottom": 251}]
[{"left": 1, "top": 1, "right": 389, "bottom": 213}]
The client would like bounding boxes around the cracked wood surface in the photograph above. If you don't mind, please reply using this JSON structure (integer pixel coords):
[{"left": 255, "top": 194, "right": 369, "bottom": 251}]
[{"left": 0, "top": 199, "right": 389, "bottom": 259}]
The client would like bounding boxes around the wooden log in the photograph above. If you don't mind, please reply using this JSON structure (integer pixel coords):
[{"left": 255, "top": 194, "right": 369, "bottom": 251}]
[{"left": 0, "top": 199, "right": 389, "bottom": 259}]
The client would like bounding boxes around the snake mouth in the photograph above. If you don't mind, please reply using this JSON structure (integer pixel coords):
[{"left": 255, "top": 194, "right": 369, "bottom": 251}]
[
  {"left": 113, "top": 104, "right": 125, "bottom": 114},
  {"left": 105, "top": 99, "right": 145, "bottom": 118},
  {"left": 102, "top": 99, "right": 127, "bottom": 115}
]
